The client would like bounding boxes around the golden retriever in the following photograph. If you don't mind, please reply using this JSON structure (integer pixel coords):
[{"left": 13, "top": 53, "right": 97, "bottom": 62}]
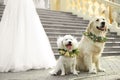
[{"left": 76, "top": 16, "right": 108, "bottom": 74}]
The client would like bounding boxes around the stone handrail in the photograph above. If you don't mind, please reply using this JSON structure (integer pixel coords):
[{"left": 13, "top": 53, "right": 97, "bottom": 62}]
[{"left": 50, "top": 0, "right": 120, "bottom": 35}]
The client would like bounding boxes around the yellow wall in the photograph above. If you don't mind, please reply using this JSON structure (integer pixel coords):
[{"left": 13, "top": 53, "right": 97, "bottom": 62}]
[
  {"left": 50, "top": 0, "right": 68, "bottom": 11},
  {"left": 50, "top": 0, "right": 60, "bottom": 11}
]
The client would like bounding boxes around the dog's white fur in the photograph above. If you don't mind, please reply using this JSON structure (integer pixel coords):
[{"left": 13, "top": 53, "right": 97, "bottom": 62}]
[
  {"left": 50, "top": 35, "right": 78, "bottom": 75},
  {"left": 77, "top": 16, "right": 108, "bottom": 74}
]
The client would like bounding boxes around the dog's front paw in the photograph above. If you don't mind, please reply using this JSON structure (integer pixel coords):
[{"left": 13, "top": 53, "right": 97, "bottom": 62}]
[
  {"left": 61, "top": 72, "right": 65, "bottom": 76},
  {"left": 98, "top": 68, "right": 105, "bottom": 72},
  {"left": 73, "top": 71, "right": 78, "bottom": 76},
  {"left": 77, "top": 71, "right": 80, "bottom": 74},
  {"left": 49, "top": 70, "right": 57, "bottom": 76},
  {"left": 89, "top": 68, "right": 97, "bottom": 74}
]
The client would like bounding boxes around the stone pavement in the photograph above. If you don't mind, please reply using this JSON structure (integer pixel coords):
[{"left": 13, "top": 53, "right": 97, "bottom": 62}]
[{"left": 0, "top": 56, "right": 120, "bottom": 80}]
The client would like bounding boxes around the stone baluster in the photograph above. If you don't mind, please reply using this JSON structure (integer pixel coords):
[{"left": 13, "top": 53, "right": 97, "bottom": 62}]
[
  {"left": 65, "top": 0, "right": 71, "bottom": 12},
  {"left": 84, "top": 0, "right": 90, "bottom": 19},
  {"left": 97, "top": 0, "right": 102, "bottom": 16},
  {"left": 111, "top": 6, "right": 118, "bottom": 25},
  {"left": 73, "top": 0, "right": 80, "bottom": 14},
  {"left": 91, "top": 0, "right": 96, "bottom": 17},
  {"left": 104, "top": 1, "right": 110, "bottom": 22},
  {"left": 71, "top": 0, "right": 77, "bottom": 13},
  {"left": 65, "top": 0, "right": 73, "bottom": 12},
  {"left": 77, "top": 0, "right": 84, "bottom": 17}
]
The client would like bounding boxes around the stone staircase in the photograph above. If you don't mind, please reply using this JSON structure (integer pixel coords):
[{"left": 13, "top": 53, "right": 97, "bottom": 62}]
[{"left": 0, "top": 5, "right": 120, "bottom": 56}]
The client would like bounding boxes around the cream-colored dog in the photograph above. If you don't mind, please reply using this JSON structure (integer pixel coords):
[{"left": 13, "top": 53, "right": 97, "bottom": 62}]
[
  {"left": 77, "top": 16, "right": 108, "bottom": 74},
  {"left": 50, "top": 35, "right": 79, "bottom": 75}
]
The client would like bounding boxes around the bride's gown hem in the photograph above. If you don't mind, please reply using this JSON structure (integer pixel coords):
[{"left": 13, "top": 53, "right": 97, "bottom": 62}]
[{"left": 0, "top": 0, "right": 56, "bottom": 72}]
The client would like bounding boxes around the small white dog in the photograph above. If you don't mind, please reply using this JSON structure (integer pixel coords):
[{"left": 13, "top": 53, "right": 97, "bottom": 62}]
[{"left": 50, "top": 35, "right": 79, "bottom": 76}]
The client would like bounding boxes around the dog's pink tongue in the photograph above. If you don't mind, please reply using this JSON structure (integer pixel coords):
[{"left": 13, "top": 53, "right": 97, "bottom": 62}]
[{"left": 66, "top": 45, "right": 72, "bottom": 50}]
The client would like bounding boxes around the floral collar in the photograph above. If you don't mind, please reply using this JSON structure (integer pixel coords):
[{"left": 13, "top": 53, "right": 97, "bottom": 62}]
[
  {"left": 83, "top": 32, "right": 107, "bottom": 43},
  {"left": 58, "top": 49, "right": 79, "bottom": 57}
]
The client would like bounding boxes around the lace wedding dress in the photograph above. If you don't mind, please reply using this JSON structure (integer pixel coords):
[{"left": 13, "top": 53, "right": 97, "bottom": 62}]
[{"left": 0, "top": 0, "right": 56, "bottom": 72}]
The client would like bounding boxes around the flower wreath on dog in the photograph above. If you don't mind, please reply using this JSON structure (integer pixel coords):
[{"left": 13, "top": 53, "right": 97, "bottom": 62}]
[
  {"left": 84, "top": 32, "right": 107, "bottom": 43},
  {"left": 58, "top": 49, "right": 79, "bottom": 57}
]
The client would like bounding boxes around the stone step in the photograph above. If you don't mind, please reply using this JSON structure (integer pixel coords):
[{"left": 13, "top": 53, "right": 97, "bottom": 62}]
[
  {"left": 102, "top": 51, "right": 120, "bottom": 56},
  {"left": 50, "top": 44, "right": 120, "bottom": 49},
  {"left": 47, "top": 36, "right": 120, "bottom": 42},
  {"left": 45, "top": 29, "right": 83, "bottom": 34},
  {"left": 47, "top": 34, "right": 118, "bottom": 38},
  {"left": 0, "top": 6, "right": 4, "bottom": 9},
  {"left": 52, "top": 46, "right": 120, "bottom": 49},
  {"left": 42, "top": 22, "right": 88, "bottom": 26},
  {"left": 46, "top": 34, "right": 120, "bottom": 39},
  {"left": 41, "top": 20, "right": 89, "bottom": 25},
  {"left": 38, "top": 12, "right": 77, "bottom": 17},
  {"left": 49, "top": 37, "right": 120, "bottom": 43},
  {"left": 40, "top": 17, "right": 82, "bottom": 21},
  {"left": 54, "top": 51, "right": 120, "bottom": 56},
  {"left": 39, "top": 14, "right": 83, "bottom": 19},
  {"left": 43, "top": 24, "right": 87, "bottom": 28},
  {"left": 40, "top": 17, "right": 86, "bottom": 22},
  {"left": 49, "top": 41, "right": 120, "bottom": 47},
  {"left": 104, "top": 47, "right": 120, "bottom": 52},
  {"left": 40, "top": 18, "right": 88, "bottom": 23},
  {"left": 37, "top": 9, "right": 72, "bottom": 14},
  {"left": 52, "top": 46, "right": 120, "bottom": 53},
  {"left": 46, "top": 32, "right": 120, "bottom": 37},
  {"left": 44, "top": 28, "right": 85, "bottom": 32},
  {"left": 43, "top": 25, "right": 86, "bottom": 31},
  {"left": 51, "top": 44, "right": 120, "bottom": 49},
  {"left": 105, "top": 43, "right": 120, "bottom": 46}
]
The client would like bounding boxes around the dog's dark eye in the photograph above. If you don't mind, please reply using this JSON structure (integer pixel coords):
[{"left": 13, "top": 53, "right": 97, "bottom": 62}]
[
  {"left": 65, "top": 39, "right": 68, "bottom": 41},
  {"left": 103, "top": 19, "right": 105, "bottom": 20},
  {"left": 96, "top": 19, "right": 99, "bottom": 21}
]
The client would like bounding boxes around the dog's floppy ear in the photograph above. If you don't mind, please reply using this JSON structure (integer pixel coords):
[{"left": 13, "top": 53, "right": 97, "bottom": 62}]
[
  {"left": 72, "top": 37, "right": 78, "bottom": 49},
  {"left": 86, "top": 21, "right": 94, "bottom": 32},
  {"left": 57, "top": 36, "right": 64, "bottom": 49}
]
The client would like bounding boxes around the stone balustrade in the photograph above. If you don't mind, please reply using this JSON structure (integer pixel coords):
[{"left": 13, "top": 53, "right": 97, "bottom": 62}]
[{"left": 50, "top": 0, "right": 120, "bottom": 35}]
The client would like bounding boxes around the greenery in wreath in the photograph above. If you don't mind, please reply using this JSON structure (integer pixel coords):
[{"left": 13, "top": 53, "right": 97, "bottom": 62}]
[
  {"left": 83, "top": 32, "right": 107, "bottom": 43},
  {"left": 58, "top": 49, "right": 79, "bottom": 57}
]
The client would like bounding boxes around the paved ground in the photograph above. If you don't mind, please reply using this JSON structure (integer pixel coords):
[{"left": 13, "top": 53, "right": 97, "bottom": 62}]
[{"left": 0, "top": 56, "right": 120, "bottom": 80}]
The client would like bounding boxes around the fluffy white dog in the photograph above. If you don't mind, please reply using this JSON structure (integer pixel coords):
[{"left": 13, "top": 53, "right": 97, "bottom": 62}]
[{"left": 50, "top": 35, "right": 79, "bottom": 76}]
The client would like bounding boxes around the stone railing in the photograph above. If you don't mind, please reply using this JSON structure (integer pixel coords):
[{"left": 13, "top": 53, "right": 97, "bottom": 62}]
[{"left": 50, "top": 0, "right": 120, "bottom": 35}]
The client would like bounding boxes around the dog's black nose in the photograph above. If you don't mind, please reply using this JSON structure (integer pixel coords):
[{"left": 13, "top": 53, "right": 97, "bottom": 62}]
[
  {"left": 101, "top": 22, "right": 105, "bottom": 26},
  {"left": 68, "top": 41, "right": 72, "bottom": 44}
]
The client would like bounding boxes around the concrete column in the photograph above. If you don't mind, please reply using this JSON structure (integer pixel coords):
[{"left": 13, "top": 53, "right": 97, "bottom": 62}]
[
  {"left": 114, "top": 0, "right": 120, "bottom": 27},
  {"left": 33, "top": 0, "right": 50, "bottom": 9},
  {"left": 45, "top": 0, "right": 49, "bottom": 9}
]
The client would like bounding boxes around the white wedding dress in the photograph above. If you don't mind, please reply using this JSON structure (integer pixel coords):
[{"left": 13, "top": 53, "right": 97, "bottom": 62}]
[{"left": 0, "top": 0, "right": 56, "bottom": 72}]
